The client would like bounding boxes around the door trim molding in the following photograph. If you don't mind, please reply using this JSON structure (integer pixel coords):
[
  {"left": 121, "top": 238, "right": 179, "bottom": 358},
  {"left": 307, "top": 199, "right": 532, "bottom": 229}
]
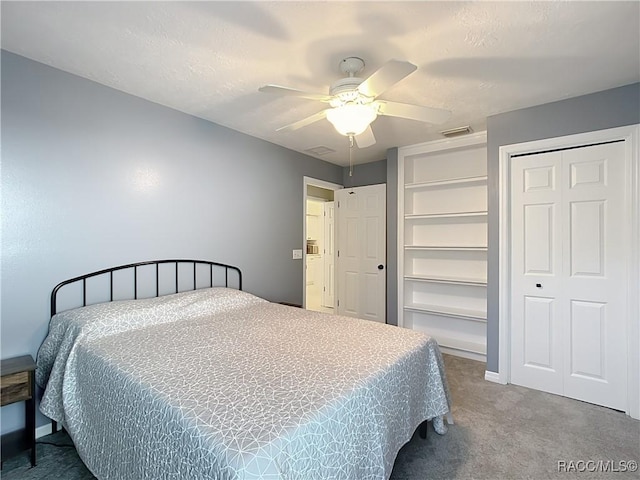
[
  {"left": 302, "top": 177, "right": 342, "bottom": 309},
  {"left": 497, "top": 124, "right": 639, "bottom": 418}
]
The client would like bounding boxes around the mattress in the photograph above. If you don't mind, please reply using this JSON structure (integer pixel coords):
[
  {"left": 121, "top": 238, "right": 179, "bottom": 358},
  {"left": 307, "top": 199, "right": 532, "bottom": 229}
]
[{"left": 37, "top": 287, "right": 451, "bottom": 480}]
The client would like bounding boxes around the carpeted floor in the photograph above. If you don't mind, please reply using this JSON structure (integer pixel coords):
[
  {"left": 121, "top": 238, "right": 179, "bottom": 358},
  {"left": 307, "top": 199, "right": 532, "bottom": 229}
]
[{"left": 2, "top": 354, "right": 638, "bottom": 479}]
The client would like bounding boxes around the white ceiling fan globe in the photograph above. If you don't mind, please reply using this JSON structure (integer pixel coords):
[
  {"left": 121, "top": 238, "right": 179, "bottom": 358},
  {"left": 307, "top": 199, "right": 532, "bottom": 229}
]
[{"left": 326, "top": 103, "right": 378, "bottom": 136}]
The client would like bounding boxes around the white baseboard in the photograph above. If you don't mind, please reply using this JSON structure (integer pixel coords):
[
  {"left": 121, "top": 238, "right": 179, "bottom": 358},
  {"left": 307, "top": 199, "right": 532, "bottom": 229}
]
[
  {"left": 35, "top": 422, "right": 56, "bottom": 439},
  {"left": 484, "top": 370, "right": 506, "bottom": 384},
  {"left": 439, "top": 346, "right": 486, "bottom": 363}
]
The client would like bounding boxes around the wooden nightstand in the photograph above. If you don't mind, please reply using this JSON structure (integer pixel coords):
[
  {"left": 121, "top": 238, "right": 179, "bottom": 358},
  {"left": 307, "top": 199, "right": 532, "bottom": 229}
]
[{"left": 1, "top": 355, "right": 36, "bottom": 467}]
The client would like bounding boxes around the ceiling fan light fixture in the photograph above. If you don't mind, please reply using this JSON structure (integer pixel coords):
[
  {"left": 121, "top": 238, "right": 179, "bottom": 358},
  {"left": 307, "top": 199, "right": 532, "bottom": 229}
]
[
  {"left": 326, "top": 103, "right": 378, "bottom": 136},
  {"left": 261, "top": 57, "right": 450, "bottom": 147}
]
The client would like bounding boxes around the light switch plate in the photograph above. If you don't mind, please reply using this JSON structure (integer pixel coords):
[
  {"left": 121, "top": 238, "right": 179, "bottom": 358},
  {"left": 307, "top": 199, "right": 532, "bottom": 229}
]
[{"left": 292, "top": 249, "right": 303, "bottom": 259}]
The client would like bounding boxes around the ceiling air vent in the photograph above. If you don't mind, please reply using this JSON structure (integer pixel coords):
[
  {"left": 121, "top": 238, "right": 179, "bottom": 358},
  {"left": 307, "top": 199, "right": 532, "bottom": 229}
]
[
  {"left": 440, "top": 126, "right": 473, "bottom": 138},
  {"left": 304, "top": 146, "right": 336, "bottom": 156}
]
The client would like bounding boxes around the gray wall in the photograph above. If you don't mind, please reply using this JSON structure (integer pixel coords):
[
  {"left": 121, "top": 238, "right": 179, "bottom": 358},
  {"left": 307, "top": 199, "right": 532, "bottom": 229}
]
[
  {"left": 342, "top": 158, "right": 387, "bottom": 187},
  {"left": 1, "top": 51, "right": 343, "bottom": 432},
  {"left": 486, "top": 83, "right": 640, "bottom": 372}
]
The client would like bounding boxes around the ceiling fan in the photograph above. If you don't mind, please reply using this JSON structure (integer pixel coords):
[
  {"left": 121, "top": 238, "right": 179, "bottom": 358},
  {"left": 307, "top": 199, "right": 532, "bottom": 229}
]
[{"left": 259, "top": 57, "right": 451, "bottom": 148}]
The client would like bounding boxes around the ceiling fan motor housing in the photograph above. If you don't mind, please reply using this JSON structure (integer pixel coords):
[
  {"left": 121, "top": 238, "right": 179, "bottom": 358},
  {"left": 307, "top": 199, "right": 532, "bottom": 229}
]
[
  {"left": 329, "top": 57, "right": 373, "bottom": 106},
  {"left": 329, "top": 77, "right": 374, "bottom": 107},
  {"left": 330, "top": 77, "right": 363, "bottom": 96}
]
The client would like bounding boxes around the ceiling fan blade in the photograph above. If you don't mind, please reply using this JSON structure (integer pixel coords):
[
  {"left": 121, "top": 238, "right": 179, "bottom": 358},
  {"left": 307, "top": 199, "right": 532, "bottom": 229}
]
[
  {"left": 377, "top": 100, "right": 451, "bottom": 125},
  {"left": 356, "top": 60, "right": 417, "bottom": 98},
  {"left": 276, "top": 109, "right": 329, "bottom": 132},
  {"left": 355, "top": 126, "right": 376, "bottom": 148},
  {"left": 259, "top": 84, "right": 332, "bottom": 102}
]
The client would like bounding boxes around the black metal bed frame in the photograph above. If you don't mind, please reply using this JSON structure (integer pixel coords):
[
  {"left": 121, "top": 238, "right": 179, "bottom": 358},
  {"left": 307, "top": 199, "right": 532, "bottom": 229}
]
[{"left": 50, "top": 259, "right": 242, "bottom": 317}]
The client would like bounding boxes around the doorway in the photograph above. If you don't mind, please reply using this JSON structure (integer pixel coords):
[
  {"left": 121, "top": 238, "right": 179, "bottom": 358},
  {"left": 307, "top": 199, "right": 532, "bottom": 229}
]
[{"left": 303, "top": 177, "right": 342, "bottom": 312}]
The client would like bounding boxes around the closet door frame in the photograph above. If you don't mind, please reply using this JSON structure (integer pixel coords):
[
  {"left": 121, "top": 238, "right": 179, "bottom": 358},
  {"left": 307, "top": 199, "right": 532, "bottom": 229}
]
[{"left": 496, "top": 124, "right": 639, "bottom": 419}]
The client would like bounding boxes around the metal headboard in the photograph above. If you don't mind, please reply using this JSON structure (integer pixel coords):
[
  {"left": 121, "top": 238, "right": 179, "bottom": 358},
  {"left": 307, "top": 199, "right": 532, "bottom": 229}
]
[{"left": 51, "top": 259, "right": 242, "bottom": 316}]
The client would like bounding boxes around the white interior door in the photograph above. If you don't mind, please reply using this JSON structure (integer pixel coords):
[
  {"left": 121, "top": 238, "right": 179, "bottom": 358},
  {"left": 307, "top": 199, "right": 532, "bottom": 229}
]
[
  {"left": 510, "top": 141, "right": 627, "bottom": 411},
  {"left": 336, "top": 184, "right": 386, "bottom": 323},
  {"left": 322, "top": 201, "right": 335, "bottom": 308}
]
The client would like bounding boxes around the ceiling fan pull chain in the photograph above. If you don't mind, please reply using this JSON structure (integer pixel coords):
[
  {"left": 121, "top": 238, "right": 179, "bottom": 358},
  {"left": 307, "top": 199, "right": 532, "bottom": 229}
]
[{"left": 349, "top": 135, "right": 354, "bottom": 177}]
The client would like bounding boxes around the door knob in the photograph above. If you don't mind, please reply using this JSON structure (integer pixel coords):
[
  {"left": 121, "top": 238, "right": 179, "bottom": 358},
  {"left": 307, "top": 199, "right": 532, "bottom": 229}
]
[{"left": 378, "top": 264, "right": 384, "bottom": 270}]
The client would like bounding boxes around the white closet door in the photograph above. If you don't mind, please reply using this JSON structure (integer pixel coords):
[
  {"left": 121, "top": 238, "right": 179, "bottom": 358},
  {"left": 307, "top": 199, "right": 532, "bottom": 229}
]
[
  {"left": 561, "top": 143, "right": 626, "bottom": 409},
  {"left": 510, "top": 151, "right": 564, "bottom": 395},
  {"left": 510, "top": 142, "right": 627, "bottom": 411}
]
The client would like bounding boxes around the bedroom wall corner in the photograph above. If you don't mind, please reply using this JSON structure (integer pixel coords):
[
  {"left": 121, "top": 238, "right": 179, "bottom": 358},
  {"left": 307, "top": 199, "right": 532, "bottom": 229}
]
[{"left": 386, "top": 149, "right": 398, "bottom": 326}]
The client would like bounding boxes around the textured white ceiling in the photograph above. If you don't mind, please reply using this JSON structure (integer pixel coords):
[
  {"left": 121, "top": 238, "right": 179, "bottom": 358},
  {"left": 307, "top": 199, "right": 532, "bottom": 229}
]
[{"left": 2, "top": 1, "right": 639, "bottom": 166}]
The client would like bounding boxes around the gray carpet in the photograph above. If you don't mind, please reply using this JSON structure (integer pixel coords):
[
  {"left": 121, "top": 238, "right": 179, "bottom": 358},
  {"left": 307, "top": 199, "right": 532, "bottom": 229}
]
[{"left": 2, "top": 355, "right": 638, "bottom": 479}]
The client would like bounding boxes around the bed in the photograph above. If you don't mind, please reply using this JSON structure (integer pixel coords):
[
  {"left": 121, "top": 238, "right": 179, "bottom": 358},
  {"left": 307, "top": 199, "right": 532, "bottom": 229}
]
[{"left": 36, "top": 259, "right": 451, "bottom": 480}]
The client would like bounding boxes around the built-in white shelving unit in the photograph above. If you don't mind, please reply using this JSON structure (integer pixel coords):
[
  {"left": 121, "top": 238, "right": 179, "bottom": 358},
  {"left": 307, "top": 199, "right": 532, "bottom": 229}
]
[{"left": 398, "top": 132, "right": 488, "bottom": 361}]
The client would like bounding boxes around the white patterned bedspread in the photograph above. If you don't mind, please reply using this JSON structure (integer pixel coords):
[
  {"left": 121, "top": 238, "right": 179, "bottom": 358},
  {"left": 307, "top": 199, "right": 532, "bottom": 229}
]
[{"left": 37, "top": 288, "right": 451, "bottom": 480}]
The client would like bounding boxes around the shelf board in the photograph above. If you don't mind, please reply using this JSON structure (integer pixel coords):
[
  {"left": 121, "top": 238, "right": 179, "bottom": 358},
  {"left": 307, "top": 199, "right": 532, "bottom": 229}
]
[
  {"left": 405, "top": 175, "right": 488, "bottom": 190},
  {"left": 405, "top": 245, "right": 487, "bottom": 252},
  {"left": 405, "top": 303, "right": 487, "bottom": 321},
  {"left": 405, "top": 211, "right": 487, "bottom": 220},
  {"left": 404, "top": 275, "right": 487, "bottom": 286}
]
